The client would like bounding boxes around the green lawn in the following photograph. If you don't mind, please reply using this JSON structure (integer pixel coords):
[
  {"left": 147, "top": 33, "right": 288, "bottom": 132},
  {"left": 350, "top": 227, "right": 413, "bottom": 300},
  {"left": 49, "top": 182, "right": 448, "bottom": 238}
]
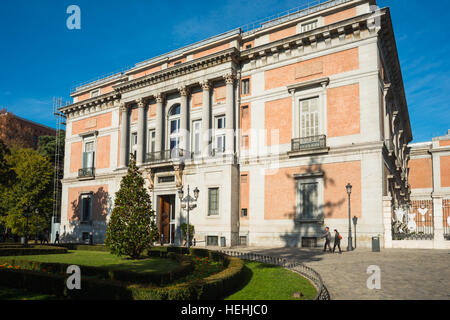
[
  {"left": 0, "top": 250, "right": 180, "bottom": 274},
  {"left": 225, "top": 261, "right": 317, "bottom": 300},
  {"left": 0, "top": 286, "right": 56, "bottom": 300}
]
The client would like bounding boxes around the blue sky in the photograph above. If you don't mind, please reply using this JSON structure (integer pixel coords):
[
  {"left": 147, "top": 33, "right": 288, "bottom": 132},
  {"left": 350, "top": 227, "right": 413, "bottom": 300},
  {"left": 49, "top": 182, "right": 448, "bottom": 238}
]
[{"left": 0, "top": 0, "right": 448, "bottom": 142}]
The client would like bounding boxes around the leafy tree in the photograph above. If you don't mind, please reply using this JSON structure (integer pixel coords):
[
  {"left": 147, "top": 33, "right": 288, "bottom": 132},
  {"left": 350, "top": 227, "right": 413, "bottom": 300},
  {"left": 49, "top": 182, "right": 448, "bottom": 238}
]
[
  {"left": 38, "top": 130, "right": 65, "bottom": 165},
  {"left": 0, "top": 139, "right": 14, "bottom": 186},
  {"left": 105, "top": 155, "right": 158, "bottom": 259},
  {"left": 0, "top": 147, "right": 53, "bottom": 237}
]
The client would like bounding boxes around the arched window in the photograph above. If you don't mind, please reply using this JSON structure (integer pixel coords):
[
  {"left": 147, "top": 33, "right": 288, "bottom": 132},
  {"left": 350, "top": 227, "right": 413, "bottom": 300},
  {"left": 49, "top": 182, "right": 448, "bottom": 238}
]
[
  {"left": 168, "top": 104, "right": 181, "bottom": 152},
  {"left": 169, "top": 104, "right": 180, "bottom": 116}
]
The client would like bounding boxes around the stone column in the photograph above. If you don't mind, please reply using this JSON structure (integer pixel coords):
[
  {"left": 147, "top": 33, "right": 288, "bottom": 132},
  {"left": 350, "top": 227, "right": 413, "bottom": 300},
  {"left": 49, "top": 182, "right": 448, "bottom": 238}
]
[
  {"left": 136, "top": 98, "right": 146, "bottom": 166},
  {"left": 433, "top": 195, "right": 444, "bottom": 249},
  {"left": 201, "top": 80, "right": 211, "bottom": 157},
  {"left": 155, "top": 93, "right": 164, "bottom": 154},
  {"left": 179, "top": 86, "right": 189, "bottom": 152},
  {"left": 382, "top": 196, "right": 393, "bottom": 249},
  {"left": 224, "top": 73, "right": 235, "bottom": 154},
  {"left": 119, "top": 103, "right": 129, "bottom": 168}
]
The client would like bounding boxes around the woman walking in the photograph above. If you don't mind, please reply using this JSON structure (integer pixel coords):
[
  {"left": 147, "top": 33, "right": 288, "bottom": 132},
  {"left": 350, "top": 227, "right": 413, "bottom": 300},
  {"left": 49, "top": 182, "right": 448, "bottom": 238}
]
[{"left": 333, "top": 229, "right": 342, "bottom": 254}]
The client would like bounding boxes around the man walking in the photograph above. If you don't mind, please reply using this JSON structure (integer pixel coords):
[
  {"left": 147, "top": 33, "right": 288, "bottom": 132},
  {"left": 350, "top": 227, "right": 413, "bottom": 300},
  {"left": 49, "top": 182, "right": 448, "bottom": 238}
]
[
  {"left": 323, "top": 227, "right": 332, "bottom": 253},
  {"left": 333, "top": 229, "right": 342, "bottom": 254}
]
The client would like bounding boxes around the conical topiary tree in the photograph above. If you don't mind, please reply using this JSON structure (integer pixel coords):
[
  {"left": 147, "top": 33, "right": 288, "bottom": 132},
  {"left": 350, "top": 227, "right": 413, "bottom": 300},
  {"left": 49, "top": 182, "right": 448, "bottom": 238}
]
[{"left": 105, "top": 154, "right": 158, "bottom": 259}]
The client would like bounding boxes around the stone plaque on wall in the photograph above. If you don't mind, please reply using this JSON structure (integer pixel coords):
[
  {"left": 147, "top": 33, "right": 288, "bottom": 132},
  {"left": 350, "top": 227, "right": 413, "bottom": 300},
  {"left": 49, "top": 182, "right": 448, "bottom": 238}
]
[{"left": 295, "top": 61, "right": 323, "bottom": 79}]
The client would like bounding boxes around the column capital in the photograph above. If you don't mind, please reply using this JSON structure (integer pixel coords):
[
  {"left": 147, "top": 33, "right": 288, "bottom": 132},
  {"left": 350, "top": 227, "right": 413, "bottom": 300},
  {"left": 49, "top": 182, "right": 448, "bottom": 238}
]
[
  {"left": 223, "top": 72, "right": 236, "bottom": 85},
  {"left": 155, "top": 93, "right": 165, "bottom": 103},
  {"left": 137, "top": 98, "right": 146, "bottom": 109},
  {"left": 201, "top": 80, "right": 211, "bottom": 91},
  {"left": 119, "top": 102, "right": 128, "bottom": 112},
  {"left": 178, "top": 86, "right": 189, "bottom": 97}
]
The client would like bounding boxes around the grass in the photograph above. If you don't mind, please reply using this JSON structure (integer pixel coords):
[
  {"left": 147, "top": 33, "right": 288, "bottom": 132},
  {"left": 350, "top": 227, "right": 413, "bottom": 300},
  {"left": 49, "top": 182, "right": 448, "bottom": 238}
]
[
  {"left": 0, "top": 250, "right": 180, "bottom": 274},
  {"left": 0, "top": 286, "right": 57, "bottom": 300},
  {"left": 224, "top": 260, "right": 317, "bottom": 300}
]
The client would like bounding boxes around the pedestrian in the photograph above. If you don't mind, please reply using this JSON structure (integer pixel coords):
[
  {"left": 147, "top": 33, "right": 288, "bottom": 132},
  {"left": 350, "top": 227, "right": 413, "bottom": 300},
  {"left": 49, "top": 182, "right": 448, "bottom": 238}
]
[
  {"left": 89, "top": 232, "right": 94, "bottom": 245},
  {"left": 333, "top": 229, "right": 342, "bottom": 254},
  {"left": 323, "top": 227, "right": 332, "bottom": 253},
  {"left": 54, "top": 231, "right": 60, "bottom": 244}
]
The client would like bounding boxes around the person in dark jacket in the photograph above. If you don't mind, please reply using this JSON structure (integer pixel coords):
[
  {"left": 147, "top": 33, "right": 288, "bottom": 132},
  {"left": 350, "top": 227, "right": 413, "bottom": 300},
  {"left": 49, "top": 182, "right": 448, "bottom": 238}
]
[
  {"left": 333, "top": 229, "right": 342, "bottom": 254},
  {"left": 54, "top": 231, "right": 60, "bottom": 244},
  {"left": 323, "top": 227, "right": 332, "bottom": 253}
]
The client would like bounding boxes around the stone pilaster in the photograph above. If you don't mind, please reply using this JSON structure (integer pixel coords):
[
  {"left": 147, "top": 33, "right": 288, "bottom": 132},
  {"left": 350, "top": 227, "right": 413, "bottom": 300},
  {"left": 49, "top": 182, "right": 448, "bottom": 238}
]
[
  {"left": 383, "top": 196, "right": 393, "bottom": 248},
  {"left": 179, "top": 86, "right": 189, "bottom": 152},
  {"left": 201, "top": 80, "right": 211, "bottom": 157},
  {"left": 136, "top": 98, "right": 146, "bottom": 166},
  {"left": 119, "top": 103, "right": 129, "bottom": 168},
  {"left": 224, "top": 73, "right": 235, "bottom": 154},
  {"left": 432, "top": 195, "right": 444, "bottom": 249},
  {"left": 155, "top": 93, "right": 164, "bottom": 154}
]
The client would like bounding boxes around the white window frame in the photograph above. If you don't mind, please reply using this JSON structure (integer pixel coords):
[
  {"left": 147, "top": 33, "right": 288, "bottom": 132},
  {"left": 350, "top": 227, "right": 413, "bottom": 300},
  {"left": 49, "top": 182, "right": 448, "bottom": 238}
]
[
  {"left": 148, "top": 129, "right": 156, "bottom": 154},
  {"left": 295, "top": 176, "right": 324, "bottom": 221},
  {"left": 90, "top": 89, "right": 100, "bottom": 98},
  {"left": 207, "top": 187, "right": 220, "bottom": 217},
  {"left": 192, "top": 119, "right": 202, "bottom": 155},
  {"left": 291, "top": 84, "right": 327, "bottom": 141},
  {"left": 299, "top": 96, "right": 320, "bottom": 138},
  {"left": 82, "top": 138, "right": 96, "bottom": 169},
  {"left": 301, "top": 20, "right": 318, "bottom": 33},
  {"left": 167, "top": 104, "right": 181, "bottom": 152},
  {"left": 130, "top": 131, "right": 138, "bottom": 159},
  {"left": 214, "top": 115, "right": 226, "bottom": 153}
]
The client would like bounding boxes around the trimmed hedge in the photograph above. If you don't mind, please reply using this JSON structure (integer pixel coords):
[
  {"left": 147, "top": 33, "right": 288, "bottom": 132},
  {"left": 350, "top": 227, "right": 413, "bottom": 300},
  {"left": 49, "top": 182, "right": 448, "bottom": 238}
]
[
  {"left": 0, "top": 246, "right": 68, "bottom": 256},
  {"left": 46, "top": 244, "right": 110, "bottom": 252},
  {"left": 0, "top": 251, "right": 246, "bottom": 300},
  {"left": 0, "top": 253, "right": 193, "bottom": 286}
]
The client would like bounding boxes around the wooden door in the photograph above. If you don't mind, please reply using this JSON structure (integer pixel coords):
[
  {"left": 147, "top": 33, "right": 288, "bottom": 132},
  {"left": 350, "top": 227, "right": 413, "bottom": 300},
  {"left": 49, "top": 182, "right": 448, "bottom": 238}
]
[{"left": 159, "top": 196, "right": 171, "bottom": 244}]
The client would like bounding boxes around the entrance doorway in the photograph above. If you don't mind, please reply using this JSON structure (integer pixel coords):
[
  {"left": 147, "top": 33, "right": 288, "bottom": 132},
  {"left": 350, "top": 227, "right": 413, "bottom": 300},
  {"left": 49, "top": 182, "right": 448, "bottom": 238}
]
[{"left": 159, "top": 195, "right": 176, "bottom": 244}]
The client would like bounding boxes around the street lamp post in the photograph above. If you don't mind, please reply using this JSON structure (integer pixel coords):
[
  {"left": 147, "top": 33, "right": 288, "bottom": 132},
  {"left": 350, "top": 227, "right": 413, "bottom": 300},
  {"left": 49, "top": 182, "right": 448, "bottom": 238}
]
[
  {"left": 178, "top": 185, "right": 199, "bottom": 249},
  {"left": 346, "top": 183, "right": 354, "bottom": 252}
]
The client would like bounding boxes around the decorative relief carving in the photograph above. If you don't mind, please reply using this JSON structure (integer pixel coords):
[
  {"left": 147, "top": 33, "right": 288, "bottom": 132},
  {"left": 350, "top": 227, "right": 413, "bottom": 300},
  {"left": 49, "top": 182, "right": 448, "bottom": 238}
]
[
  {"left": 144, "top": 168, "right": 155, "bottom": 191},
  {"left": 223, "top": 72, "right": 236, "bottom": 85},
  {"left": 155, "top": 93, "right": 165, "bottom": 104},
  {"left": 137, "top": 98, "right": 145, "bottom": 109},
  {"left": 178, "top": 86, "right": 189, "bottom": 97},
  {"left": 201, "top": 80, "right": 211, "bottom": 91}
]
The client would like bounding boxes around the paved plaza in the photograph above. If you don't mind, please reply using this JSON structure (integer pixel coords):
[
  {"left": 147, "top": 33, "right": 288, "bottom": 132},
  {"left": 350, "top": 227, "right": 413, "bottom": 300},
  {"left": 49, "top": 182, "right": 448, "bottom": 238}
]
[{"left": 224, "top": 247, "right": 450, "bottom": 300}]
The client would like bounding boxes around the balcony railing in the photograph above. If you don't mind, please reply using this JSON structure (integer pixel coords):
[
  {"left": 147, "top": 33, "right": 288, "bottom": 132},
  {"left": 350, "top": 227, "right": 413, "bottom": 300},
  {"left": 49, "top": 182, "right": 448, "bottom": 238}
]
[
  {"left": 291, "top": 135, "right": 327, "bottom": 152},
  {"left": 78, "top": 167, "right": 95, "bottom": 178},
  {"left": 145, "top": 149, "right": 192, "bottom": 164}
]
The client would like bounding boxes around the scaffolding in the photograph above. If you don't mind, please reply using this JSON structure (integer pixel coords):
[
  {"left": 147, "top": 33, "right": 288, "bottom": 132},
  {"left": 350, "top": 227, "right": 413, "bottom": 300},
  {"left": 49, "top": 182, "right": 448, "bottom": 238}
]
[{"left": 51, "top": 98, "right": 68, "bottom": 242}]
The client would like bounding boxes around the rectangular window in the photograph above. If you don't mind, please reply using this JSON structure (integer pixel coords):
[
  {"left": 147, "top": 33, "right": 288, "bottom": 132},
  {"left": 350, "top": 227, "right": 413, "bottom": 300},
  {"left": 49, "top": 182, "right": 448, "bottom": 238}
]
[
  {"left": 81, "top": 195, "right": 92, "bottom": 222},
  {"left": 158, "top": 176, "right": 175, "bottom": 183},
  {"left": 90, "top": 89, "right": 100, "bottom": 98},
  {"left": 206, "top": 236, "right": 218, "bottom": 246},
  {"left": 296, "top": 181, "right": 319, "bottom": 219},
  {"left": 300, "top": 97, "right": 319, "bottom": 138},
  {"left": 241, "top": 79, "right": 250, "bottom": 95},
  {"left": 241, "top": 208, "right": 248, "bottom": 217},
  {"left": 208, "top": 188, "right": 219, "bottom": 216},
  {"left": 245, "top": 44, "right": 252, "bottom": 49},
  {"left": 148, "top": 129, "right": 156, "bottom": 154},
  {"left": 131, "top": 132, "right": 138, "bottom": 159},
  {"left": 215, "top": 116, "right": 226, "bottom": 153},
  {"left": 192, "top": 120, "right": 202, "bottom": 155},
  {"left": 82, "top": 141, "right": 95, "bottom": 169},
  {"left": 301, "top": 20, "right": 318, "bottom": 32}
]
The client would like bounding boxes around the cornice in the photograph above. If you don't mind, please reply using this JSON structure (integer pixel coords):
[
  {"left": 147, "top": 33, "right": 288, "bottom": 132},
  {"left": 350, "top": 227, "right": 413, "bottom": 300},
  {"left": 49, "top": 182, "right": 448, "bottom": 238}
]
[
  {"left": 114, "top": 48, "right": 240, "bottom": 94},
  {"left": 240, "top": 11, "right": 379, "bottom": 62},
  {"left": 60, "top": 91, "right": 121, "bottom": 118}
]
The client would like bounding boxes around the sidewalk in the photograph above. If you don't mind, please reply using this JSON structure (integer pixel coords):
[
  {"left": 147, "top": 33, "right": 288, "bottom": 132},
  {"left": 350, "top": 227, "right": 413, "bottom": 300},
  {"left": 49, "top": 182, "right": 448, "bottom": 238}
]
[{"left": 213, "top": 246, "right": 450, "bottom": 300}]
